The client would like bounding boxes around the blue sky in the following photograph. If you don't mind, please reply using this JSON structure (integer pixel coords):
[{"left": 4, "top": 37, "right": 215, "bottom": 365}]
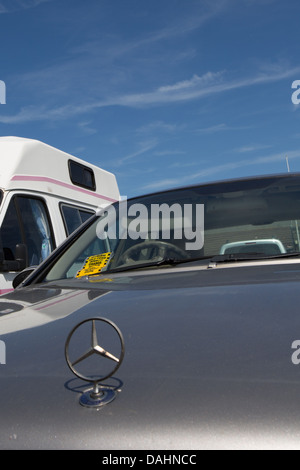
[{"left": 1, "top": 0, "right": 300, "bottom": 197}]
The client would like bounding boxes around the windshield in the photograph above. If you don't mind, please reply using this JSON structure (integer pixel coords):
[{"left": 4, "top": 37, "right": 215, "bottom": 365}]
[{"left": 44, "top": 174, "right": 300, "bottom": 281}]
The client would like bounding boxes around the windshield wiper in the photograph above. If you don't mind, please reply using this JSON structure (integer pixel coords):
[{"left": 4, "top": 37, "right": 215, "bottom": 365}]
[
  {"left": 97, "top": 251, "right": 300, "bottom": 275},
  {"left": 102, "top": 256, "right": 208, "bottom": 274},
  {"left": 209, "top": 252, "right": 300, "bottom": 264}
]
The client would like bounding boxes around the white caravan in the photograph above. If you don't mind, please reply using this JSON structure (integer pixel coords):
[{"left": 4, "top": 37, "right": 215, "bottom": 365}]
[{"left": 0, "top": 137, "right": 120, "bottom": 294}]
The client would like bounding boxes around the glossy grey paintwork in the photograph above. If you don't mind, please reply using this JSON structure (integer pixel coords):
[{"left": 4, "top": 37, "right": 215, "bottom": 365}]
[{"left": 1, "top": 261, "right": 300, "bottom": 449}]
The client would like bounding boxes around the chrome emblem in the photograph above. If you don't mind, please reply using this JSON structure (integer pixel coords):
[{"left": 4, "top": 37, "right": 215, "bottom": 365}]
[{"left": 65, "top": 317, "right": 125, "bottom": 408}]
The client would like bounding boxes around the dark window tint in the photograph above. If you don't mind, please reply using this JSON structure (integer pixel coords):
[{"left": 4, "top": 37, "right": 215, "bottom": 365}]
[
  {"left": 0, "top": 196, "right": 55, "bottom": 266},
  {"left": 69, "top": 160, "right": 96, "bottom": 191},
  {"left": 61, "top": 204, "right": 95, "bottom": 236}
]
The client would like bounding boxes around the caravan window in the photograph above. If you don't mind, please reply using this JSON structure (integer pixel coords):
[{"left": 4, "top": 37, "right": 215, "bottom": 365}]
[
  {"left": 60, "top": 203, "right": 95, "bottom": 236},
  {"left": 68, "top": 160, "right": 96, "bottom": 191},
  {"left": 0, "top": 196, "right": 55, "bottom": 266}
]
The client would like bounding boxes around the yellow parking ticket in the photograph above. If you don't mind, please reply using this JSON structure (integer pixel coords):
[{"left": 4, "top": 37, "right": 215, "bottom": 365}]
[{"left": 76, "top": 252, "right": 111, "bottom": 278}]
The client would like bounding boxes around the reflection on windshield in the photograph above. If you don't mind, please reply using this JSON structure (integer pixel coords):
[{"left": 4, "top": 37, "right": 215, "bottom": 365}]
[{"left": 44, "top": 174, "right": 300, "bottom": 281}]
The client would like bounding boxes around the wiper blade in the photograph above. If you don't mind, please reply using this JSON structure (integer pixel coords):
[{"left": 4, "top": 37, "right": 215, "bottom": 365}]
[
  {"left": 103, "top": 256, "right": 206, "bottom": 274},
  {"left": 99, "top": 251, "right": 300, "bottom": 274},
  {"left": 101, "top": 252, "right": 300, "bottom": 274},
  {"left": 209, "top": 252, "right": 300, "bottom": 264}
]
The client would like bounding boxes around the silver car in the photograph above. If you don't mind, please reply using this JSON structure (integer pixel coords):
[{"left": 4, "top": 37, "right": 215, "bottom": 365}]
[
  {"left": 219, "top": 238, "right": 287, "bottom": 255},
  {"left": 1, "top": 173, "right": 300, "bottom": 450}
]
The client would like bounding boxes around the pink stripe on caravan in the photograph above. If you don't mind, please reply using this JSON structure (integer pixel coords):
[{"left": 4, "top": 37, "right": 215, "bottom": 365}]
[
  {"left": 11, "top": 175, "right": 118, "bottom": 203},
  {"left": 0, "top": 289, "right": 13, "bottom": 295}
]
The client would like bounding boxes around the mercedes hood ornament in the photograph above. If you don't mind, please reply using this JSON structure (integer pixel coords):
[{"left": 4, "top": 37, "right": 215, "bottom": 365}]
[{"left": 65, "top": 317, "right": 125, "bottom": 408}]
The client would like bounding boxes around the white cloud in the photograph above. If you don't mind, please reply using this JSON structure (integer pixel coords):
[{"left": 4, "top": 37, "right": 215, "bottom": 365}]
[
  {"left": 77, "top": 121, "right": 98, "bottom": 136},
  {"left": 131, "top": 0, "right": 230, "bottom": 46},
  {"left": 158, "top": 73, "right": 222, "bottom": 93},
  {"left": 154, "top": 150, "right": 186, "bottom": 157},
  {"left": 142, "top": 149, "right": 300, "bottom": 191},
  {"left": 233, "top": 144, "right": 273, "bottom": 153},
  {"left": 142, "top": 178, "right": 181, "bottom": 191},
  {"left": 136, "top": 120, "right": 182, "bottom": 135},
  {"left": 0, "top": 0, "right": 51, "bottom": 13},
  {"left": 196, "top": 123, "right": 232, "bottom": 134},
  {"left": 112, "top": 141, "right": 158, "bottom": 168},
  {"left": 95, "top": 64, "right": 300, "bottom": 108},
  {"left": 1, "top": 63, "right": 299, "bottom": 124}
]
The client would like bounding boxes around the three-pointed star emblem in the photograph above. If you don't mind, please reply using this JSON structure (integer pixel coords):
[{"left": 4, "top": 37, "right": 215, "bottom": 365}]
[
  {"left": 72, "top": 319, "right": 120, "bottom": 366},
  {"left": 65, "top": 317, "right": 125, "bottom": 384}
]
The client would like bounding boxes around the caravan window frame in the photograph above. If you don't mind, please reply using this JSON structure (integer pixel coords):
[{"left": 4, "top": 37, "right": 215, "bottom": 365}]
[
  {"left": 68, "top": 159, "right": 96, "bottom": 191},
  {"left": 60, "top": 202, "right": 95, "bottom": 236},
  {"left": 0, "top": 194, "right": 56, "bottom": 267}
]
